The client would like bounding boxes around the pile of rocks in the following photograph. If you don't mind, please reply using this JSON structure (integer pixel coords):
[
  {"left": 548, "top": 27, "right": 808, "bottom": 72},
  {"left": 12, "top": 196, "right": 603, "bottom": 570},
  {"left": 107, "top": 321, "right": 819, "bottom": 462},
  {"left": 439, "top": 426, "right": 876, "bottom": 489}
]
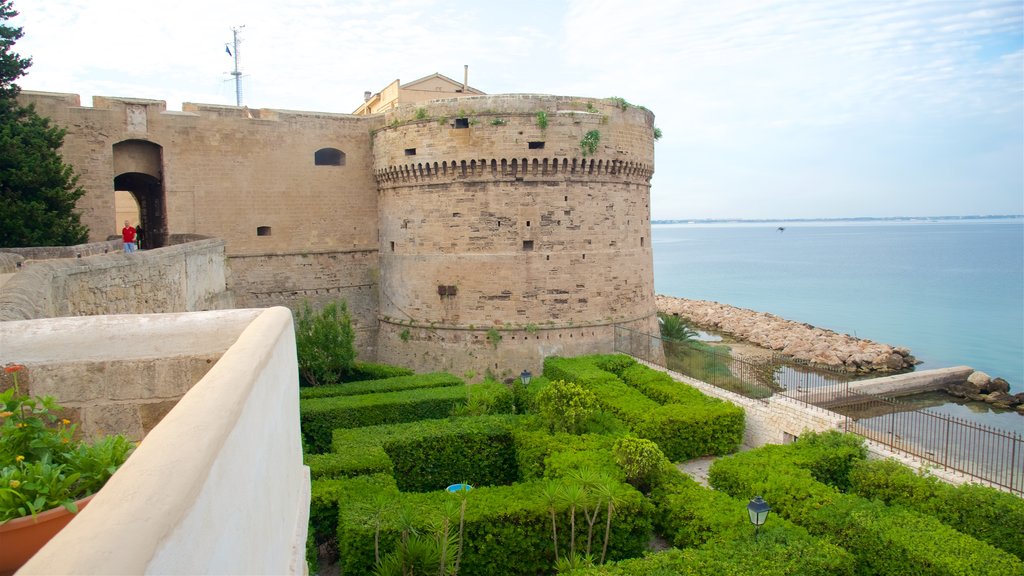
[
  {"left": 656, "top": 295, "right": 918, "bottom": 374},
  {"left": 948, "top": 371, "right": 1024, "bottom": 414}
]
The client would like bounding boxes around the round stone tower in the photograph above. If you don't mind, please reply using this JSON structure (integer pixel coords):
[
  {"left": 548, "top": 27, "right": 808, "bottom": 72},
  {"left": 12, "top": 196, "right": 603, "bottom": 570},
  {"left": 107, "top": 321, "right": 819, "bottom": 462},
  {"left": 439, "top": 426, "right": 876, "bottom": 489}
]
[{"left": 372, "top": 94, "right": 662, "bottom": 379}]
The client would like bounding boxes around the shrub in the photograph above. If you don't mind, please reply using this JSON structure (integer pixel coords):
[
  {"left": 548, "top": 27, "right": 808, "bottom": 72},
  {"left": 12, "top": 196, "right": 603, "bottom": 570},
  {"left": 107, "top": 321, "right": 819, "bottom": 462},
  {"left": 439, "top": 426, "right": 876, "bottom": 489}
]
[
  {"left": 536, "top": 379, "right": 599, "bottom": 434},
  {"left": 294, "top": 299, "right": 355, "bottom": 387},
  {"left": 612, "top": 436, "right": 666, "bottom": 493},
  {"left": 849, "top": 458, "right": 1024, "bottom": 560}
]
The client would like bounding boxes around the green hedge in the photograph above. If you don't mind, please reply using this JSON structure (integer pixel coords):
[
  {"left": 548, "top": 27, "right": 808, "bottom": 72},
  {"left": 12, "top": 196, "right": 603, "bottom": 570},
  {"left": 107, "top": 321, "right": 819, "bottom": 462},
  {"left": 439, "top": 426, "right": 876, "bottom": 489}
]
[
  {"left": 542, "top": 356, "right": 743, "bottom": 461},
  {"left": 849, "top": 458, "right": 1024, "bottom": 560},
  {"left": 707, "top": 437, "right": 1024, "bottom": 575},
  {"left": 650, "top": 468, "right": 853, "bottom": 574},
  {"left": 300, "top": 385, "right": 469, "bottom": 453},
  {"left": 300, "top": 372, "right": 461, "bottom": 399},
  {"left": 513, "top": 429, "right": 623, "bottom": 481},
  {"left": 347, "top": 361, "right": 415, "bottom": 382},
  {"left": 335, "top": 476, "right": 652, "bottom": 576}
]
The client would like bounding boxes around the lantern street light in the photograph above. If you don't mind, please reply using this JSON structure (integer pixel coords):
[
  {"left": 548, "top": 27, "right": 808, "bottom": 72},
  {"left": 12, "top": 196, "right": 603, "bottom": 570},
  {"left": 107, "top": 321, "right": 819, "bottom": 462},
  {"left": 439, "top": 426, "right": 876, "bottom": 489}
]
[
  {"left": 520, "top": 370, "right": 532, "bottom": 386},
  {"left": 747, "top": 496, "right": 771, "bottom": 541}
]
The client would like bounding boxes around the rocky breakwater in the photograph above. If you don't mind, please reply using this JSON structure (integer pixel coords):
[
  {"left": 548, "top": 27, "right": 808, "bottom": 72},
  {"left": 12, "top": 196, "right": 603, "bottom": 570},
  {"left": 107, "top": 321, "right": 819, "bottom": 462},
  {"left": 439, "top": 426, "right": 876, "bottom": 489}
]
[
  {"left": 656, "top": 295, "right": 917, "bottom": 373},
  {"left": 948, "top": 371, "right": 1024, "bottom": 415}
]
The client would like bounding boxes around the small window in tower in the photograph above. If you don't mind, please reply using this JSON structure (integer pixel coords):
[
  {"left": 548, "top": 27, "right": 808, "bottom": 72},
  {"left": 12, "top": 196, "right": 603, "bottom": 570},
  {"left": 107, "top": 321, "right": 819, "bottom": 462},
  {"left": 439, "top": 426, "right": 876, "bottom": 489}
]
[
  {"left": 526, "top": 220, "right": 531, "bottom": 227},
  {"left": 256, "top": 226, "right": 272, "bottom": 236},
  {"left": 314, "top": 148, "right": 345, "bottom": 166},
  {"left": 454, "top": 118, "right": 470, "bottom": 129},
  {"left": 390, "top": 241, "right": 395, "bottom": 252},
  {"left": 405, "top": 148, "right": 416, "bottom": 156},
  {"left": 523, "top": 240, "right": 534, "bottom": 251},
  {"left": 640, "top": 237, "right": 645, "bottom": 247},
  {"left": 528, "top": 141, "right": 545, "bottom": 149}
]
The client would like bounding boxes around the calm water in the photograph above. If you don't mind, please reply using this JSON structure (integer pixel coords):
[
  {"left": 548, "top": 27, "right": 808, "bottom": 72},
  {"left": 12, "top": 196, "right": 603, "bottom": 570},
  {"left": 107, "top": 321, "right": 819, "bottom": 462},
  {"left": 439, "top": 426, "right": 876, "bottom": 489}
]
[{"left": 652, "top": 218, "right": 1024, "bottom": 431}]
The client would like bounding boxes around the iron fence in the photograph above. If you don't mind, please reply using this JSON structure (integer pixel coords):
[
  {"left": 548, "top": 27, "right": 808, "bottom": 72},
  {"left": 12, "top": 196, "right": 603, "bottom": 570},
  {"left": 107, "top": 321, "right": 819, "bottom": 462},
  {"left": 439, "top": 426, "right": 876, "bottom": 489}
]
[{"left": 613, "top": 324, "right": 1024, "bottom": 496}]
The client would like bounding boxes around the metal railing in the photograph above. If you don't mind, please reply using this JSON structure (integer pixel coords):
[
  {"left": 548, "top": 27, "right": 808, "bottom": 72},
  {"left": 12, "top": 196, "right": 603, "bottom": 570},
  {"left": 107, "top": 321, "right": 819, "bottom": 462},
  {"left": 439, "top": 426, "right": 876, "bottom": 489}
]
[{"left": 613, "top": 324, "right": 1023, "bottom": 496}]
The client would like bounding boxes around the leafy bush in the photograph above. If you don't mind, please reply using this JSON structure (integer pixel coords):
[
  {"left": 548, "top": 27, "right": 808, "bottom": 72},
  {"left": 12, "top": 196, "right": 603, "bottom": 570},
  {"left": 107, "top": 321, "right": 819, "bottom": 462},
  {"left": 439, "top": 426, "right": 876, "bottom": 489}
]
[
  {"left": 299, "top": 372, "right": 461, "bottom": 400},
  {"left": 294, "top": 299, "right": 355, "bottom": 387},
  {"left": 612, "top": 436, "right": 666, "bottom": 493},
  {"left": 849, "top": 458, "right": 1024, "bottom": 560},
  {"left": 536, "top": 379, "right": 599, "bottom": 434}
]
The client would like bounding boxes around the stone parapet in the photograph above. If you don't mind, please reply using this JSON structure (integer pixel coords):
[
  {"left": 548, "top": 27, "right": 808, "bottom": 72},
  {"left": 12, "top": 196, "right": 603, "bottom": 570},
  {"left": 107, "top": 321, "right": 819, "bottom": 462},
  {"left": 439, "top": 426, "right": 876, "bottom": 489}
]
[{"left": 0, "top": 238, "right": 233, "bottom": 321}]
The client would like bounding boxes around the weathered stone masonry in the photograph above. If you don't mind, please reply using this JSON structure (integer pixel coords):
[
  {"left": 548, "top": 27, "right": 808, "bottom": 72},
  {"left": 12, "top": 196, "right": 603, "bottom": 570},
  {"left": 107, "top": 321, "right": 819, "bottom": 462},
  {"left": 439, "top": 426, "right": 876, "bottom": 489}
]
[{"left": 17, "top": 91, "right": 662, "bottom": 375}]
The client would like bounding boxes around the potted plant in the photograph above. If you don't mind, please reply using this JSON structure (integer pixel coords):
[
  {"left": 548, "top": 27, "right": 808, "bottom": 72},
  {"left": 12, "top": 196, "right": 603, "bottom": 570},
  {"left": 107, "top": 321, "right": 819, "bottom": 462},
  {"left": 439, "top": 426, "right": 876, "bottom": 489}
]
[{"left": 0, "top": 364, "right": 135, "bottom": 575}]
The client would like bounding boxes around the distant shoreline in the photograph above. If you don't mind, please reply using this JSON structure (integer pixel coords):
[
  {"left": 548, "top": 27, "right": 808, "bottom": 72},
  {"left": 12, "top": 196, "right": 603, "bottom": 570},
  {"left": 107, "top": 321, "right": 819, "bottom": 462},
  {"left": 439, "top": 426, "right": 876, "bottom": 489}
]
[{"left": 652, "top": 214, "right": 1023, "bottom": 225}]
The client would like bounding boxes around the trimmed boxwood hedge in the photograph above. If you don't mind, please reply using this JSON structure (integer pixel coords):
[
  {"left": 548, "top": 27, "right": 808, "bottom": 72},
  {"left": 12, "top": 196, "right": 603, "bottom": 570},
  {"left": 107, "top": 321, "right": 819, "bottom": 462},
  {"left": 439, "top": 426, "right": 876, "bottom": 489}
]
[
  {"left": 543, "top": 355, "right": 743, "bottom": 461},
  {"left": 513, "top": 428, "right": 623, "bottom": 481},
  {"left": 335, "top": 475, "right": 652, "bottom": 576},
  {"left": 707, "top": 435, "right": 1024, "bottom": 575},
  {"left": 648, "top": 468, "right": 854, "bottom": 574},
  {"left": 849, "top": 458, "right": 1024, "bottom": 560},
  {"left": 300, "top": 384, "right": 468, "bottom": 453},
  {"left": 347, "top": 361, "right": 415, "bottom": 382},
  {"left": 299, "top": 372, "right": 461, "bottom": 399}
]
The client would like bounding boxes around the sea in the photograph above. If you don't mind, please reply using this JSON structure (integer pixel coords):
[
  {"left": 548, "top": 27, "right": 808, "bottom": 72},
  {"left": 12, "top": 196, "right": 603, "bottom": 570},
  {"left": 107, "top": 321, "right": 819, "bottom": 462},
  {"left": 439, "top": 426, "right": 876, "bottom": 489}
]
[{"left": 651, "top": 217, "right": 1024, "bottom": 433}]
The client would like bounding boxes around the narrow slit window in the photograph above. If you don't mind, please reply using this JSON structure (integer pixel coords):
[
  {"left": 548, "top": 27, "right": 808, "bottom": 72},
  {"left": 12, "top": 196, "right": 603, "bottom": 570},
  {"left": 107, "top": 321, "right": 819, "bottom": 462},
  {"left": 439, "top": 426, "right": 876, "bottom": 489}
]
[
  {"left": 390, "top": 241, "right": 395, "bottom": 252},
  {"left": 256, "top": 226, "right": 271, "bottom": 236},
  {"left": 640, "top": 237, "right": 645, "bottom": 247},
  {"left": 528, "top": 141, "right": 545, "bottom": 149}
]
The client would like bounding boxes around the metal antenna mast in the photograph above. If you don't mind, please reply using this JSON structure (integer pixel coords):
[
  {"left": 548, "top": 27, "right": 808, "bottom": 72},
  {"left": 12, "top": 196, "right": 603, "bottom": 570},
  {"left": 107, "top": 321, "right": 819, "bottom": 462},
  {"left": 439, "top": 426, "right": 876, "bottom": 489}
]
[{"left": 227, "top": 25, "right": 245, "bottom": 106}]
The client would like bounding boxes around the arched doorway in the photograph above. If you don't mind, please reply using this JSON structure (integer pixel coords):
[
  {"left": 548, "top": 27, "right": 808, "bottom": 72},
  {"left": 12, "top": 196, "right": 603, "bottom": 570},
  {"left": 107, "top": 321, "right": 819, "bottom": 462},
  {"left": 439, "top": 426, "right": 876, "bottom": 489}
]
[{"left": 112, "top": 140, "right": 167, "bottom": 249}]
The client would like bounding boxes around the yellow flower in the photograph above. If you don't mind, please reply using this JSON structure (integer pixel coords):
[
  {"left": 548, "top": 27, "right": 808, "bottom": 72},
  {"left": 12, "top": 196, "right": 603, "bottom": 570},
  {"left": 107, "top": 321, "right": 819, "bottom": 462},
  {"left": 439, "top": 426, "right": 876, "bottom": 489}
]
[
  {"left": 15, "top": 423, "right": 25, "bottom": 428},
  {"left": 61, "top": 419, "right": 71, "bottom": 425},
  {"left": 62, "top": 437, "right": 70, "bottom": 443},
  {"left": 15, "top": 455, "right": 25, "bottom": 462},
  {"left": 0, "top": 411, "right": 12, "bottom": 418},
  {"left": 9, "top": 480, "right": 20, "bottom": 489}
]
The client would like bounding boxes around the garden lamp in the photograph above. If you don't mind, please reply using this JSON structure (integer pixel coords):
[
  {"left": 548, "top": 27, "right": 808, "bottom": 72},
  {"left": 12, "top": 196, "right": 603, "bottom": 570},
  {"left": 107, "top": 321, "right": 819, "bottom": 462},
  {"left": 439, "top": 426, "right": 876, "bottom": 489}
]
[
  {"left": 520, "top": 370, "right": 532, "bottom": 386},
  {"left": 747, "top": 496, "right": 771, "bottom": 541}
]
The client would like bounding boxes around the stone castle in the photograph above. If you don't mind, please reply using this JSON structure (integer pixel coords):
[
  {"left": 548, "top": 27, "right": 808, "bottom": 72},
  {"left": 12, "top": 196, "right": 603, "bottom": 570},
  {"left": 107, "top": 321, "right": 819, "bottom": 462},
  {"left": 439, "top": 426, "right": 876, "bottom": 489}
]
[{"left": 18, "top": 83, "right": 660, "bottom": 377}]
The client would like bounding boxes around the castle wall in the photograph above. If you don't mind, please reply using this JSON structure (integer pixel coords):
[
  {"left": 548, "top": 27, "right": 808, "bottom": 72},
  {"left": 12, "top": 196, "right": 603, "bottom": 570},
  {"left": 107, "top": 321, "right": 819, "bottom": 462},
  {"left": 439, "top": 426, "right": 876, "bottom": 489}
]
[
  {"left": 19, "top": 91, "right": 383, "bottom": 352},
  {"left": 372, "top": 95, "right": 662, "bottom": 375}
]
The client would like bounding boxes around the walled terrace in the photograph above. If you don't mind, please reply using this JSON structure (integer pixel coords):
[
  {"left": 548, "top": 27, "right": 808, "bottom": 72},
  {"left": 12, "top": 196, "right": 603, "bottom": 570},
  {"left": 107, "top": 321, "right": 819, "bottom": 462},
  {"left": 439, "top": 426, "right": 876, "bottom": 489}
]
[{"left": 2, "top": 308, "right": 309, "bottom": 574}]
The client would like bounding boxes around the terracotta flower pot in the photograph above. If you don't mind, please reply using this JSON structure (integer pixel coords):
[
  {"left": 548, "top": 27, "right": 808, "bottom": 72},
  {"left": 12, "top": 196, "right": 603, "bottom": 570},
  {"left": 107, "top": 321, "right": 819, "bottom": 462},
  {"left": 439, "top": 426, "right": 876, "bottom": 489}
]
[{"left": 0, "top": 495, "right": 94, "bottom": 576}]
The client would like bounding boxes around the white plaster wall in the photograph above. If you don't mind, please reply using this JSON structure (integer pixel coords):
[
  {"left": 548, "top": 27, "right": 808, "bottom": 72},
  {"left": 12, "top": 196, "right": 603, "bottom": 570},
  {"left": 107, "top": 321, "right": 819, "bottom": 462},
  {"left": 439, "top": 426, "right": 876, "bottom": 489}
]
[{"left": 17, "top": 307, "right": 309, "bottom": 575}]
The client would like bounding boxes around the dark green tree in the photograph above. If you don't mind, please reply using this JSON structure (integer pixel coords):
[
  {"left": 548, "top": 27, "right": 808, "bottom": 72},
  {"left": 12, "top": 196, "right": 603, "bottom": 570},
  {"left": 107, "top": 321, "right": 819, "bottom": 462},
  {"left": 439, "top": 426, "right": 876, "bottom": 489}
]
[{"left": 0, "top": 0, "right": 88, "bottom": 247}]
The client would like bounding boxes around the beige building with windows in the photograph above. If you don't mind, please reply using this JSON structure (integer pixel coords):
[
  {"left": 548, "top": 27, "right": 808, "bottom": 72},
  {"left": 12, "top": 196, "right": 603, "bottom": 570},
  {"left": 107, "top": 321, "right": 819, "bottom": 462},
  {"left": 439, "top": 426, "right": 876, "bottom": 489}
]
[{"left": 353, "top": 70, "right": 485, "bottom": 115}]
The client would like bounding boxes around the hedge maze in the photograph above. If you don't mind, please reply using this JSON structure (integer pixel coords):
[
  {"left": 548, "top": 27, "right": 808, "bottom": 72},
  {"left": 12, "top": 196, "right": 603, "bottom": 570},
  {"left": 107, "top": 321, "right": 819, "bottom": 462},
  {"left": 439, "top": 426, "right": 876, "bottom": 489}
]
[{"left": 301, "top": 354, "right": 1024, "bottom": 576}]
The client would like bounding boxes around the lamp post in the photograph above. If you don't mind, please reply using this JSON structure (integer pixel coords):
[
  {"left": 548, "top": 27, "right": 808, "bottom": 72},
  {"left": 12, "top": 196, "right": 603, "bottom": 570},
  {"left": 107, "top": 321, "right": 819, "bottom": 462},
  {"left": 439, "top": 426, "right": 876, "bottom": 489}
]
[
  {"left": 520, "top": 370, "right": 532, "bottom": 386},
  {"left": 747, "top": 496, "right": 771, "bottom": 542}
]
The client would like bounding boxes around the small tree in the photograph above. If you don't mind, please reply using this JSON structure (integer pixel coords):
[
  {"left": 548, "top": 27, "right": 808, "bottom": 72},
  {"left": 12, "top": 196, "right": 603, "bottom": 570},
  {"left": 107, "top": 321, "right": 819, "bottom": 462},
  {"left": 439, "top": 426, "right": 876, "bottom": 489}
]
[
  {"left": 612, "top": 436, "right": 666, "bottom": 494},
  {"left": 294, "top": 299, "right": 355, "bottom": 386},
  {"left": 535, "top": 379, "right": 598, "bottom": 434},
  {"left": 0, "top": 0, "right": 89, "bottom": 247}
]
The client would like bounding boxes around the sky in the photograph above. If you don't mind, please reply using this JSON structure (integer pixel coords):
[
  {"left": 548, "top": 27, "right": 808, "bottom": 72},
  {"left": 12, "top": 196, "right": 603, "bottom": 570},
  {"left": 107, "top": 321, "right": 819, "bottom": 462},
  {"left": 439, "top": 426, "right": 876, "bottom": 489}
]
[{"left": 9, "top": 0, "right": 1024, "bottom": 220}]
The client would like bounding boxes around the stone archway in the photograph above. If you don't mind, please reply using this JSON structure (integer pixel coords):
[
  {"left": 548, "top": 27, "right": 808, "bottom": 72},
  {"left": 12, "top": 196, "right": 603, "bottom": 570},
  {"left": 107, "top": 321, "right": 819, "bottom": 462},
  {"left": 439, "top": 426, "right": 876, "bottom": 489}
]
[{"left": 112, "top": 140, "right": 167, "bottom": 249}]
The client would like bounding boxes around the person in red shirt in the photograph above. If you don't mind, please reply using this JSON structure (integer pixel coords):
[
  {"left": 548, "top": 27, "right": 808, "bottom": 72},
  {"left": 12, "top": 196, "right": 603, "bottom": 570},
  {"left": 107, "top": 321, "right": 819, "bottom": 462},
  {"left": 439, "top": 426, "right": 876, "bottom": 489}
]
[{"left": 122, "top": 221, "right": 137, "bottom": 253}]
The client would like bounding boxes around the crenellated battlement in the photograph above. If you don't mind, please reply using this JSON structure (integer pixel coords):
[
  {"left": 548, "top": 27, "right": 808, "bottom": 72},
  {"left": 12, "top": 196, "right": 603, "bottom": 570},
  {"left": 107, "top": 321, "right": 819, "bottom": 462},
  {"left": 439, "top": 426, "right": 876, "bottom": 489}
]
[
  {"left": 375, "top": 156, "right": 653, "bottom": 185},
  {"left": 17, "top": 86, "right": 662, "bottom": 376}
]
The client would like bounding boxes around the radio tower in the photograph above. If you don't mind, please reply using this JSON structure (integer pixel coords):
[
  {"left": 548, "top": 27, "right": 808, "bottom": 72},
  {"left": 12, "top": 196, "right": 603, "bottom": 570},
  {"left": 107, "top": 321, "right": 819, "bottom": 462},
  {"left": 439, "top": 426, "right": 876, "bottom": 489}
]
[{"left": 226, "top": 25, "right": 245, "bottom": 106}]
